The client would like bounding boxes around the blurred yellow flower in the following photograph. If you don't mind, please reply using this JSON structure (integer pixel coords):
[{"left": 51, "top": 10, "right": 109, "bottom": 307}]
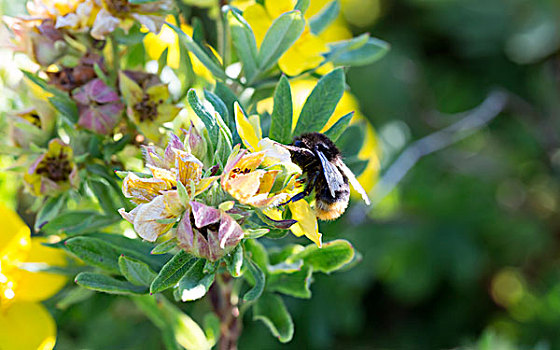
[
  {"left": 24, "top": 138, "right": 79, "bottom": 197},
  {"left": 0, "top": 204, "right": 67, "bottom": 350},
  {"left": 143, "top": 16, "right": 216, "bottom": 84},
  {"left": 243, "top": 0, "right": 329, "bottom": 76},
  {"left": 257, "top": 78, "right": 381, "bottom": 195}
]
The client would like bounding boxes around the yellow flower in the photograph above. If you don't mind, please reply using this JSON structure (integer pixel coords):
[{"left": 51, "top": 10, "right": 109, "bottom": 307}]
[
  {"left": 257, "top": 78, "right": 381, "bottom": 194},
  {"left": 243, "top": 0, "right": 329, "bottom": 76},
  {"left": 119, "top": 71, "right": 181, "bottom": 142},
  {"left": 143, "top": 15, "right": 216, "bottom": 84},
  {"left": 24, "top": 139, "right": 79, "bottom": 197},
  {"left": 0, "top": 204, "right": 67, "bottom": 350},
  {"left": 221, "top": 146, "right": 290, "bottom": 208},
  {"left": 232, "top": 104, "right": 322, "bottom": 246}
]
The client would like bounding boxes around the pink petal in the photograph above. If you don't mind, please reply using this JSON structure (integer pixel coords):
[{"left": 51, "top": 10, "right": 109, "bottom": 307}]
[
  {"left": 177, "top": 212, "right": 194, "bottom": 247},
  {"left": 190, "top": 201, "right": 220, "bottom": 228},
  {"left": 218, "top": 212, "right": 244, "bottom": 249}
]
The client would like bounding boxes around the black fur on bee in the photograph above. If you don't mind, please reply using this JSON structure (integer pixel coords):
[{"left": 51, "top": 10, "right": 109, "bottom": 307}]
[{"left": 280, "top": 132, "right": 370, "bottom": 220}]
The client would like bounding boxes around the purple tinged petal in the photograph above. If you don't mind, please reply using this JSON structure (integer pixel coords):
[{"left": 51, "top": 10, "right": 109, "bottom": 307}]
[
  {"left": 177, "top": 212, "right": 194, "bottom": 247},
  {"left": 223, "top": 147, "right": 247, "bottom": 175},
  {"left": 190, "top": 201, "right": 220, "bottom": 228},
  {"left": 206, "top": 230, "right": 221, "bottom": 261},
  {"left": 164, "top": 133, "right": 184, "bottom": 166},
  {"left": 142, "top": 145, "right": 166, "bottom": 168},
  {"left": 73, "top": 87, "right": 90, "bottom": 105},
  {"left": 88, "top": 79, "right": 119, "bottom": 103},
  {"left": 218, "top": 212, "right": 244, "bottom": 249},
  {"left": 28, "top": 154, "right": 45, "bottom": 175},
  {"left": 194, "top": 230, "right": 211, "bottom": 260}
]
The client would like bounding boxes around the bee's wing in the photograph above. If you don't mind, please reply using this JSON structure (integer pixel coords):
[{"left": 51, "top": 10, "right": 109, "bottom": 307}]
[
  {"left": 317, "top": 150, "right": 345, "bottom": 198},
  {"left": 335, "top": 159, "right": 371, "bottom": 205}
]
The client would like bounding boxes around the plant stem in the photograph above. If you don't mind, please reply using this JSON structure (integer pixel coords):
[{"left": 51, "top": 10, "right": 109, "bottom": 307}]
[{"left": 209, "top": 273, "right": 241, "bottom": 350}]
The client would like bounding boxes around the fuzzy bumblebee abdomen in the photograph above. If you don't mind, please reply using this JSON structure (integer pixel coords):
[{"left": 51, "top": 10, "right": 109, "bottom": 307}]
[{"left": 315, "top": 199, "right": 349, "bottom": 220}]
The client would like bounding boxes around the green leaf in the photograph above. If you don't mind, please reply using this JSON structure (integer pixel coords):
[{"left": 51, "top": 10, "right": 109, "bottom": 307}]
[
  {"left": 157, "top": 47, "right": 169, "bottom": 75},
  {"left": 293, "top": 68, "right": 345, "bottom": 136},
  {"left": 243, "top": 257, "right": 265, "bottom": 302},
  {"left": 173, "top": 28, "right": 195, "bottom": 100},
  {"left": 323, "top": 111, "right": 354, "bottom": 141},
  {"left": 225, "top": 244, "right": 244, "bottom": 277},
  {"left": 325, "top": 33, "right": 369, "bottom": 59},
  {"left": 177, "top": 259, "right": 215, "bottom": 301},
  {"left": 267, "top": 266, "right": 312, "bottom": 298},
  {"left": 167, "top": 22, "right": 227, "bottom": 81},
  {"left": 187, "top": 89, "right": 218, "bottom": 140},
  {"left": 214, "top": 115, "right": 234, "bottom": 166},
  {"left": 64, "top": 237, "right": 121, "bottom": 273},
  {"left": 328, "top": 36, "right": 390, "bottom": 67},
  {"left": 151, "top": 238, "right": 178, "bottom": 255},
  {"left": 150, "top": 251, "right": 198, "bottom": 294},
  {"left": 133, "top": 295, "right": 211, "bottom": 350},
  {"left": 269, "top": 75, "right": 293, "bottom": 144},
  {"left": 55, "top": 287, "right": 95, "bottom": 310},
  {"left": 88, "top": 178, "right": 121, "bottom": 215},
  {"left": 41, "top": 211, "right": 120, "bottom": 235},
  {"left": 34, "top": 195, "right": 67, "bottom": 231},
  {"left": 332, "top": 37, "right": 390, "bottom": 66},
  {"left": 244, "top": 239, "right": 269, "bottom": 270},
  {"left": 294, "top": 0, "right": 310, "bottom": 13},
  {"left": 75, "top": 272, "right": 148, "bottom": 295},
  {"left": 290, "top": 239, "right": 355, "bottom": 273},
  {"left": 337, "top": 123, "right": 365, "bottom": 157},
  {"left": 214, "top": 82, "right": 242, "bottom": 144},
  {"left": 228, "top": 10, "right": 259, "bottom": 81},
  {"left": 119, "top": 255, "right": 157, "bottom": 286},
  {"left": 87, "top": 233, "right": 169, "bottom": 271},
  {"left": 204, "top": 90, "right": 231, "bottom": 131},
  {"left": 203, "top": 313, "right": 220, "bottom": 347},
  {"left": 49, "top": 96, "right": 79, "bottom": 123},
  {"left": 129, "top": 0, "right": 160, "bottom": 4},
  {"left": 253, "top": 293, "right": 294, "bottom": 343},
  {"left": 257, "top": 10, "right": 305, "bottom": 73},
  {"left": 22, "top": 71, "right": 79, "bottom": 123},
  {"left": 309, "top": 0, "right": 340, "bottom": 35},
  {"left": 267, "top": 260, "right": 303, "bottom": 274}
]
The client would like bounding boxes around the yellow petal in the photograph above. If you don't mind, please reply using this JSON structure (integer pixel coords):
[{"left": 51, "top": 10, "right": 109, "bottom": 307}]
[
  {"left": 15, "top": 238, "right": 67, "bottom": 302},
  {"left": 194, "top": 176, "right": 219, "bottom": 195},
  {"left": 118, "top": 71, "right": 144, "bottom": 107},
  {"left": 278, "top": 30, "right": 327, "bottom": 76},
  {"left": 234, "top": 102, "right": 261, "bottom": 151},
  {"left": 288, "top": 200, "right": 322, "bottom": 247},
  {"left": 242, "top": 4, "right": 271, "bottom": 47},
  {"left": 0, "top": 204, "right": 31, "bottom": 263},
  {"left": 224, "top": 170, "right": 265, "bottom": 202},
  {"left": 0, "top": 301, "right": 56, "bottom": 350},
  {"left": 265, "top": 0, "right": 297, "bottom": 19},
  {"left": 174, "top": 150, "right": 203, "bottom": 186}
]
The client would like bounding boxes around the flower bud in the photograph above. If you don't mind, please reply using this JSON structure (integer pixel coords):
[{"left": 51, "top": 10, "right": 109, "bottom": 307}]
[{"left": 177, "top": 201, "right": 244, "bottom": 261}]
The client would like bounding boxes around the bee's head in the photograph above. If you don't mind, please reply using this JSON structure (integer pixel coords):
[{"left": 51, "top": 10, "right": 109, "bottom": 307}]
[{"left": 293, "top": 132, "right": 341, "bottom": 161}]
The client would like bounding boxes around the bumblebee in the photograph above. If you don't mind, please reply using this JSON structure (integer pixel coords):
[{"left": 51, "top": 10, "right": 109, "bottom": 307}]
[{"left": 281, "top": 132, "right": 371, "bottom": 220}]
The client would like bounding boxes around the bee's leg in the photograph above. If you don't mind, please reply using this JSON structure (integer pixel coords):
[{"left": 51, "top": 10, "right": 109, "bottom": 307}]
[{"left": 280, "top": 172, "right": 318, "bottom": 206}]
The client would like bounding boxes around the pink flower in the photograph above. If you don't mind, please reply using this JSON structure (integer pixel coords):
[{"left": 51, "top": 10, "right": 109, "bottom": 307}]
[
  {"left": 73, "top": 79, "right": 124, "bottom": 134},
  {"left": 177, "top": 201, "right": 244, "bottom": 261}
]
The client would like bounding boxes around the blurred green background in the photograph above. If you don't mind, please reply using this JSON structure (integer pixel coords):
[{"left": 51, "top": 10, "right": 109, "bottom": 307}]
[{"left": 3, "top": 0, "right": 560, "bottom": 349}]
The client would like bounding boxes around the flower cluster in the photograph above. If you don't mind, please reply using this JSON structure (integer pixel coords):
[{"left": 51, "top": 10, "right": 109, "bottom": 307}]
[{"left": 2, "top": 0, "right": 389, "bottom": 347}]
